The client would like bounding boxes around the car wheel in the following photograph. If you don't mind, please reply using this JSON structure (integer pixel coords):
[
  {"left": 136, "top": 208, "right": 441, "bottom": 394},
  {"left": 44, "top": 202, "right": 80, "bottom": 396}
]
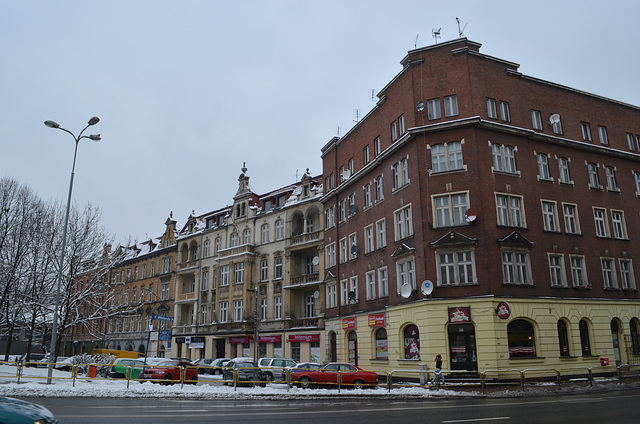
[
  {"left": 265, "top": 372, "right": 274, "bottom": 381},
  {"left": 298, "top": 376, "right": 311, "bottom": 389},
  {"left": 214, "top": 369, "right": 221, "bottom": 375},
  {"left": 163, "top": 374, "right": 173, "bottom": 385},
  {"left": 259, "top": 383, "right": 266, "bottom": 388},
  {"left": 352, "top": 379, "right": 365, "bottom": 390},
  {"left": 115, "top": 373, "right": 125, "bottom": 379}
]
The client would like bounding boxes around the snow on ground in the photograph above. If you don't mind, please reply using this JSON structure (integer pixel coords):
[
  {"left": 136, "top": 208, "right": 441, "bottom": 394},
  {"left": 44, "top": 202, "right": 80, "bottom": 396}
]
[{"left": 0, "top": 364, "right": 637, "bottom": 400}]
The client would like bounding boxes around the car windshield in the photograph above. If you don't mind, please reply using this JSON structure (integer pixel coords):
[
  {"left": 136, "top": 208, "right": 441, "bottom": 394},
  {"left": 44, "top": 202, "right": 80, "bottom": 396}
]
[{"left": 157, "top": 361, "right": 178, "bottom": 366}]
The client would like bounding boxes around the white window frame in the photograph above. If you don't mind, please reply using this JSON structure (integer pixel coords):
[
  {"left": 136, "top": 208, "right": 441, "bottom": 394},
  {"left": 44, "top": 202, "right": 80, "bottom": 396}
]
[
  {"left": 364, "top": 225, "right": 374, "bottom": 254},
  {"left": 339, "top": 238, "right": 348, "bottom": 264},
  {"left": 233, "top": 300, "right": 243, "bottom": 322},
  {"left": 499, "top": 101, "right": 511, "bottom": 122},
  {"left": 378, "top": 266, "right": 389, "bottom": 298},
  {"left": 537, "top": 153, "right": 551, "bottom": 180},
  {"left": 431, "top": 141, "right": 463, "bottom": 173},
  {"left": 496, "top": 193, "right": 524, "bottom": 227},
  {"left": 275, "top": 220, "right": 284, "bottom": 240},
  {"left": 501, "top": 250, "right": 532, "bottom": 285},
  {"left": 325, "top": 242, "right": 336, "bottom": 268},
  {"left": 366, "top": 271, "right": 376, "bottom": 300},
  {"left": 558, "top": 157, "right": 571, "bottom": 184},
  {"left": 274, "top": 296, "right": 282, "bottom": 319},
  {"left": 548, "top": 254, "right": 567, "bottom": 287},
  {"left": 588, "top": 163, "right": 601, "bottom": 188},
  {"left": 598, "top": 126, "right": 609, "bottom": 145},
  {"left": 611, "top": 210, "right": 627, "bottom": 239},
  {"left": 234, "top": 262, "right": 244, "bottom": 284},
  {"left": 593, "top": 207, "right": 609, "bottom": 238},
  {"left": 581, "top": 122, "right": 592, "bottom": 141},
  {"left": 261, "top": 224, "right": 270, "bottom": 243},
  {"left": 376, "top": 218, "right": 387, "bottom": 249},
  {"left": 392, "top": 157, "right": 410, "bottom": 189},
  {"left": 219, "top": 301, "right": 229, "bottom": 323},
  {"left": 326, "top": 283, "right": 337, "bottom": 308},
  {"left": 340, "top": 279, "right": 349, "bottom": 306},
  {"left": 541, "top": 200, "right": 559, "bottom": 232},
  {"left": 491, "top": 143, "right": 517, "bottom": 174},
  {"left": 260, "top": 259, "right": 269, "bottom": 281},
  {"left": 605, "top": 166, "right": 618, "bottom": 191},
  {"left": 396, "top": 257, "right": 416, "bottom": 292},
  {"left": 433, "top": 192, "right": 468, "bottom": 228},
  {"left": 349, "top": 232, "right": 358, "bottom": 260},
  {"left": 436, "top": 249, "right": 476, "bottom": 286},
  {"left": 487, "top": 98, "right": 497, "bottom": 119},
  {"left": 375, "top": 175, "right": 384, "bottom": 202},
  {"left": 601, "top": 258, "right": 618, "bottom": 289},
  {"left": 444, "top": 95, "right": 458, "bottom": 117},
  {"left": 531, "top": 110, "right": 542, "bottom": 130},
  {"left": 570, "top": 255, "right": 588, "bottom": 288},
  {"left": 394, "top": 204, "right": 413, "bottom": 240},
  {"left": 427, "top": 98, "right": 441, "bottom": 120},
  {"left": 363, "top": 183, "right": 372, "bottom": 209},
  {"left": 220, "top": 265, "right": 230, "bottom": 287},
  {"left": 562, "top": 203, "right": 580, "bottom": 234},
  {"left": 619, "top": 259, "right": 636, "bottom": 290}
]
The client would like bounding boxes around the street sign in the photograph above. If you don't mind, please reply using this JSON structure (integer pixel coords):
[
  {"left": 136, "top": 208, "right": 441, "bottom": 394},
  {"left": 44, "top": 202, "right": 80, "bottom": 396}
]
[{"left": 154, "top": 314, "right": 174, "bottom": 322}]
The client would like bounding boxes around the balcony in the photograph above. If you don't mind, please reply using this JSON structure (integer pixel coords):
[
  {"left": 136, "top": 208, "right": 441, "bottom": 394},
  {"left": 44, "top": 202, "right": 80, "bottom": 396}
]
[
  {"left": 217, "top": 244, "right": 254, "bottom": 259},
  {"left": 288, "top": 230, "right": 322, "bottom": 247},
  {"left": 289, "top": 317, "right": 324, "bottom": 329},
  {"left": 176, "top": 292, "right": 197, "bottom": 302},
  {"left": 177, "top": 260, "right": 198, "bottom": 271},
  {"left": 289, "top": 273, "right": 320, "bottom": 287}
]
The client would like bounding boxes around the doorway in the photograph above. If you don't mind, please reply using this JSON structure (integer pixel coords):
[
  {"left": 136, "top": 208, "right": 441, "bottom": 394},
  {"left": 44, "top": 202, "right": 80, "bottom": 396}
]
[
  {"left": 448, "top": 323, "right": 478, "bottom": 371},
  {"left": 611, "top": 319, "right": 622, "bottom": 367}
]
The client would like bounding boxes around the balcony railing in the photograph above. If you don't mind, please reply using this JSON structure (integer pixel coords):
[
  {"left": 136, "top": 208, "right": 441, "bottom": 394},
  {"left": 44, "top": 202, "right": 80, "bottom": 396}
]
[
  {"left": 289, "top": 317, "right": 323, "bottom": 328},
  {"left": 176, "top": 260, "right": 198, "bottom": 271},
  {"left": 176, "top": 292, "right": 197, "bottom": 302},
  {"left": 288, "top": 230, "right": 322, "bottom": 247},
  {"left": 289, "top": 273, "right": 320, "bottom": 286},
  {"left": 217, "top": 244, "right": 254, "bottom": 258}
]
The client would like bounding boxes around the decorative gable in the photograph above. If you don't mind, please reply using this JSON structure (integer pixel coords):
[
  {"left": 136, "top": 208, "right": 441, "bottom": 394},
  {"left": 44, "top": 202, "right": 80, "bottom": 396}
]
[
  {"left": 431, "top": 231, "right": 477, "bottom": 248},
  {"left": 497, "top": 231, "right": 534, "bottom": 248}
]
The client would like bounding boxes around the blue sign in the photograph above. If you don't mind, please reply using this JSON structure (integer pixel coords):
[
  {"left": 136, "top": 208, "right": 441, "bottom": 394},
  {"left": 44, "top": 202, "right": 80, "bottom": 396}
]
[{"left": 154, "top": 314, "right": 174, "bottom": 322}]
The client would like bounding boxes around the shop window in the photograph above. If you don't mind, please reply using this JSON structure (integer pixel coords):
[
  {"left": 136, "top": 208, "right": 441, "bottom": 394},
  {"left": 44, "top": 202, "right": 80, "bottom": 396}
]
[
  {"left": 404, "top": 324, "right": 420, "bottom": 360},
  {"left": 375, "top": 328, "right": 388, "bottom": 359},
  {"left": 557, "top": 320, "right": 570, "bottom": 357},
  {"left": 630, "top": 318, "right": 640, "bottom": 355},
  {"left": 579, "top": 320, "right": 592, "bottom": 356},
  {"left": 507, "top": 319, "right": 536, "bottom": 358}
]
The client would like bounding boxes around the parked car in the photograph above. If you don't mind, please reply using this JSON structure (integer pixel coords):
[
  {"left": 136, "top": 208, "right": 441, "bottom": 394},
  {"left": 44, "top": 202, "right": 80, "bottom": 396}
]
[
  {"left": 139, "top": 360, "right": 198, "bottom": 385},
  {"left": 108, "top": 358, "right": 147, "bottom": 379},
  {"left": 208, "top": 358, "right": 231, "bottom": 375},
  {"left": 289, "top": 362, "right": 378, "bottom": 389},
  {"left": 191, "top": 358, "right": 230, "bottom": 374},
  {"left": 54, "top": 356, "right": 76, "bottom": 372},
  {"left": 222, "top": 359, "right": 267, "bottom": 387},
  {"left": 19, "top": 352, "right": 47, "bottom": 367},
  {"left": 0, "top": 396, "right": 58, "bottom": 423},
  {"left": 282, "top": 362, "right": 322, "bottom": 381},
  {"left": 258, "top": 357, "right": 298, "bottom": 381}
]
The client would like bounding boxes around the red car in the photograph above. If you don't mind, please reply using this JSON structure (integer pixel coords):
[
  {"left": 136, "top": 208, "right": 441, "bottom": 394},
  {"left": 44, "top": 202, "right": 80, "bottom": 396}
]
[
  {"left": 140, "top": 360, "right": 198, "bottom": 385},
  {"left": 290, "top": 362, "right": 378, "bottom": 389}
]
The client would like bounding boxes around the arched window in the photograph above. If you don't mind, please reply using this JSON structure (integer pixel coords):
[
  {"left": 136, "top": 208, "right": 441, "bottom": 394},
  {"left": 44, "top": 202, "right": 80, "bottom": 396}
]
[
  {"left": 507, "top": 319, "right": 536, "bottom": 358},
  {"left": 261, "top": 224, "right": 270, "bottom": 243},
  {"left": 557, "top": 320, "right": 570, "bottom": 357},
  {"left": 404, "top": 324, "right": 420, "bottom": 360},
  {"left": 630, "top": 318, "right": 640, "bottom": 355},
  {"left": 243, "top": 228, "right": 251, "bottom": 244},
  {"left": 204, "top": 239, "right": 210, "bottom": 257},
  {"left": 230, "top": 232, "right": 239, "bottom": 247},
  {"left": 579, "top": 319, "right": 592, "bottom": 356},
  {"left": 375, "top": 328, "right": 388, "bottom": 359}
]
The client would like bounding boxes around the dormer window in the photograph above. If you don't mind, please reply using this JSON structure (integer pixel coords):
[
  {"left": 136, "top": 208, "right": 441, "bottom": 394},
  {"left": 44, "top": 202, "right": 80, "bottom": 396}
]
[{"left": 236, "top": 202, "right": 247, "bottom": 218}]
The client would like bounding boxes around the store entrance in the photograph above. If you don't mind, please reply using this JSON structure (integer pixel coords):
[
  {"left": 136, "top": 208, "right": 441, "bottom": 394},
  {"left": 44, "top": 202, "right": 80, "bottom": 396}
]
[{"left": 448, "top": 323, "right": 478, "bottom": 371}]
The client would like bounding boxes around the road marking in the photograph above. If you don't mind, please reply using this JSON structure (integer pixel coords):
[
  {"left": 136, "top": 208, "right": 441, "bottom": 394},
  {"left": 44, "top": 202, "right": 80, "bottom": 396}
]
[{"left": 443, "top": 418, "right": 510, "bottom": 423}]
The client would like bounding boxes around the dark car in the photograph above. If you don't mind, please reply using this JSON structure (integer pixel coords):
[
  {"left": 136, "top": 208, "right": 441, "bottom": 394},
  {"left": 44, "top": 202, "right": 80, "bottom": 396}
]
[
  {"left": 0, "top": 396, "right": 58, "bottom": 423},
  {"left": 282, "top": 362, "right": 321, "bottom": 381},
  {"left": 140, "top": 360, "right": 198, "bottom": 385},
  {"left": 222, "top": 359, "right": 267, "bottom": 387},
  {"left": 289, "top": 362, "right": 378, "bottom": 389}
]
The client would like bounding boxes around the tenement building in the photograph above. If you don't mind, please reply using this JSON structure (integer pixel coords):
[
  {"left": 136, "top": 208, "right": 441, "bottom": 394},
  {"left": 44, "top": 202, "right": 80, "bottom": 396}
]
[
  {"left": 321, "top": 38, "right": 640, "bottom": 375},
  {"left": 172, "top": 166, "right": 324, "bottom": 363}
]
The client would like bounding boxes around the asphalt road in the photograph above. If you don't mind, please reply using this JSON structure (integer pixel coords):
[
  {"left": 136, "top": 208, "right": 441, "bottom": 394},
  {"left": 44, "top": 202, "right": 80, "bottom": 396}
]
[{"left": 19, "top": 388, "right": 640, "bottom": 424}]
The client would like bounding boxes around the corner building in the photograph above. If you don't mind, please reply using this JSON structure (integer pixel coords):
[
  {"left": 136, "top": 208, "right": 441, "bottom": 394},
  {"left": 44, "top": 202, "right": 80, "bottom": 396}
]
[{"left": 321, "top": 38, "right": 640, "bottom": 375}]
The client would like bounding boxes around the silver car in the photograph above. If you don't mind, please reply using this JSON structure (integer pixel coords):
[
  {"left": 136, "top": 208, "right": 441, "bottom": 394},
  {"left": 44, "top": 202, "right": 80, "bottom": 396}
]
[{"left": 258, "top": 357, "right": 298, "bottom": 381}]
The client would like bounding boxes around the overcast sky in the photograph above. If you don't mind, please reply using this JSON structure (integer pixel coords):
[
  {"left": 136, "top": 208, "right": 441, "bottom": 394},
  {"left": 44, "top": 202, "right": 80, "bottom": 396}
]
[{"left": 2, "top": 0, "right": 639, "bottom": 243}]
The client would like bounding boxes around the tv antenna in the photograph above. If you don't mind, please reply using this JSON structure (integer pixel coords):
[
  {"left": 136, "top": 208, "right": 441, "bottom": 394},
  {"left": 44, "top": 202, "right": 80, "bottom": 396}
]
[
  {"left": 432, "top": 28, "right": 441, "bottom": 44},
  {"left": 456, "top": 17, "right": 467, "bottom": 38},
  {"left": 370, "top": 89, "right": 376, "bottom": 102},
  {"left": 414, "top": 34, "right": 420, "bottom": 49},
  {"left": 353, "top": 109, "right": 360, "bottom": 123},
  {"left": 336, "top": 126, "right": 340, "bottom": 136}
]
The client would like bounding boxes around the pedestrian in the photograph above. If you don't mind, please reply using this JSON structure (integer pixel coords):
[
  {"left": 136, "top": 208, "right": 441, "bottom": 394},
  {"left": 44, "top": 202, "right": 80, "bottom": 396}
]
[{"left": 431, "top": 354, "right": 445, "bottom": 385}]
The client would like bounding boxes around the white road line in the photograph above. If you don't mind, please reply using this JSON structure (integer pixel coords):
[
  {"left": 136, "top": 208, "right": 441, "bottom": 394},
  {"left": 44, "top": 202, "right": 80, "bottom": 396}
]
[{"left": 443, "top": 418, "right": 511, "bottom": 423}]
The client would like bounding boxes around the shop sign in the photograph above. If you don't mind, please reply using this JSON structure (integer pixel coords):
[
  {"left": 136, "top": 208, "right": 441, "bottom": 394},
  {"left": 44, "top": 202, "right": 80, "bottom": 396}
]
[
  {"left": 175, "top": 337, "right": 185, "bottom": 343},
  {"left": 342, "top": 317, "right": 356, "bottom": 330},
  {"left": 288, "top": 334, "right": 320, "bottom": 343},
  {"left": 229, "top": 336, "right": 253, "bottom": 344},
  {"left": 448, "top": 307, "right": 471, "bottom": 324},
  {"left": 159, "top": 330, "right": 171, "bottom": 341},
  {"left": 368, "top": 313, "right": 385, "bottom": 327},
  {"left": 258, "top": 335, "right": 281, "bottom": 343},
  {"left": 496, "top": 301, "right": 511, "bottom": 320}
]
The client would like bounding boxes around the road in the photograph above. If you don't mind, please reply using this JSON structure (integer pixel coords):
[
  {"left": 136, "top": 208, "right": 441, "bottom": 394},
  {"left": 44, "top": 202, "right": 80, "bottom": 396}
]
[{"left": 20, "top": 388, "right": 640, "bottom": 423}]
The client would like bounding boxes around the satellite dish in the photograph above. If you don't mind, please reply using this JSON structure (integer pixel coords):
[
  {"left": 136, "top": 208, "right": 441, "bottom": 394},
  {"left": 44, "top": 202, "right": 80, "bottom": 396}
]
[
  {"left": 348, "top": 291, "right": 357, "bottom": 303},
  {"left": 350, "top": 245, "right": 358, "bottom": 256},
  {"left": 313, "top": 290, "right": 320, "bottom": 299},
  {"left": 343, "top": 169, "right": 351, "bottom": 180},
  {"left": 465, "top": 207, "right": 478, "bottom": 223},
  {"left": 421, "top": 280, "right": 434, "bottom": 296},
  {"left": 349, "top": 204, "right": 356, "bottom": 215},
  {"left": 312, "top": 256, "right": 320, "bottom": 266},
  {"left": 400, "top": 283, "right": 412, "bottom": 298},
  {"left": 550, "top": 113, "right": 561, "bottom": 124},
  {"left": 416, "top": 101, "right": 425, "bottom": 112}
]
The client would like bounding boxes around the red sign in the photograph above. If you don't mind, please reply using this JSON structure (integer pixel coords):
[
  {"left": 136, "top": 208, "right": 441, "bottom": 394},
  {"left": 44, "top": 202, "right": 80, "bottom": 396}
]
[
  {"left": 288, "top": 333, "right": 320, "bottom": 343},
  {"left": 368, "top": 313, "right": 385, "bottom": 327},
  {"left": 342, "top": 317, "right": 356, "bottom": 330},
  {"left": 229, "top": 336, "right": 253, "bottom": 344},
  {"left": 448, "top": 307, "right": 471, "bottom": 324},
  {"left": 496, "top": 301, "right": 511, "bottom": 320},
  {"left": 258, "top": 335, "right": 281, "bottom": 343},
  {"left": 601, "top": 357, "right": 609, "bottom": 366}
]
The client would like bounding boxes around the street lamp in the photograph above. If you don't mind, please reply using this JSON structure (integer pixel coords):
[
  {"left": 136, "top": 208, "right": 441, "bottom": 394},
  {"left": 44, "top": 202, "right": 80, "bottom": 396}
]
[{"left": 45, "top": 117, "right": 101, "bottom": 383}]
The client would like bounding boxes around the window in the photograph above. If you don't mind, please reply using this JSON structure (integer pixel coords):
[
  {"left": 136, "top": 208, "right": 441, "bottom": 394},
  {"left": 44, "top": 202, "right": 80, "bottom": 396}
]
[
  {"left": 499, "top": 101, "right": 511, "bottom": 122},
  {"left": 444, "top": 95, "right": 458, "bottom": 117},
  {"left": 261, "top": 224, "right": 270, "bottom": 243},
  {"left": 378, "top": 266, "right": 388, "bottom": 297},
  {"left": 394, "top": 204, "right": 413, "bottom": 240},
  {"left": 275, "top": 220, "right": 284, "bottom": 240},
  {"left": 427, "top": 98, "right": 441, "bottom": 120},
  {"left": 404, "top": 325, "right": 420, "bottom": 360},
  {"left": 593, "top": 208, "right": 609, "bottom": 237},
  {"left": 431, "top": 141, "right": 463, "bottom": 172},
  {"left": 581, "top": 122, "right": 592, "bottom": 141},
  {"left": 392, "top": 157, "right": 410, "bottom": 189},
  {"left": 579, "top": 320, "right": 592, "bottom": 356},
  {"left": 502, "top": 250, "right": 532, "bottom": 285},
  {"left": 366, "top": 271, "right": 376, "bottom": 300},
  {"left": 274, "top": 296, "right": 282, "bottom": 319},
  {"left": 260, "top": 259, "right": 269, "bottom": 281},
  {"left": 326, "top": 283, "right": 337, "bottom": 308},
  {"left": 437, "top": 250, "right": 476, "bottom": 285},
  {"left": 338, "top": 199, "right": 346, "bottom": 223},
  {"left": 348, "top": 158, "right": 354, "bottom": 176},
  {"left": 390, "top": 121, "right": 398, "bottom": 141},
  {"left": 611, "top": 210, "right": 627, "bottom": 239},
  {"left": 557, "top": 320, "right": 571, "bottom": 357},
  {"left": 396, "top": 258, "right": 416, "bottom": 291},
  {"left": 233, "top": 300, "right": 243, "bottom": 322},
  {"left": 491, "top": 143, "right": 517, "bottom": 174},
  {"left": 635, "top": 172, "right": 640, "bottom": 195},
  {"left": 537, "top": 153, "right": 551, "bottom": 180},
  {"left": 587, "top": 163, "right": 601, "bottom": 188},
  {"left": 201, "top": 270, "right": 209, "bottom": 291},
  {"left": 620, "top": 259, "right": 636, "bottom": 289},
  {"left": 558, "top": 157, "right": 571, "bottom": 184},
  {"left": 326, "top": 206, "right": 335, "bottom": 229},
  {"left": 363, "top": 183, "right": 372, "bottom": 209},
  {"left": 374, "top": 137, "right": 381, "bottom": 156},
  {"left": 219, "top": 301, "right": 228, "bottom": 323},
  {"left": 605, "top": 166, "right": 618, "bottom": 191},
  {"left": 508, "top": 319, "right": 536, "bottom": 358},
  {"left": 551, "top": 115, "right": 563, "bottom": 135},
  {"left": 486, "top": 98, "right": 497, "bottom": 119},
  {"left": 375, "top": 176, "right": 384, "bottom": 202},
  {"left": 363, "top": 145, "right": 370, "bottom": 164},
  {"left": 348, "top": 193, "right": 355, "bottom": 217},
  {"left": 243, "top": 228, "right": 251, "bottom": 244},
  {"left": 220, "top": 265, "right": 230, "bottom": 286},
  {"left": 376, "top": 218, "right": 387, "bottom": 249},
  {"left": 548, "top": 254, "right": 567, "bottom": 287},
  {"left": 398, "top": 114, "right": 405, "bottom": 134},
  {"left": 234, "top": 263, "right": 244, "bottom": 284},
  {"left": 375, "top": 328, "right": 388, "bottom": 359},
  {"left": 598, "top": 126, "right": 609, "bottom": 145},
  {"left": 215, "top": 237, "right": 222, "bottom": 253},
  {"left": 601, "top": 258, "right": 618, "bottom": 289},
  {"left": 627, "top": 133, "right": 636, "bottom": 151},
  {"left": 364, "top": 225, "right": 374, "bottom": 254},
  {"left": 340, "top": 279, "right": 348, "bottom": 306},
  {"left": 434, "top": 192, "right": 468, "bottom": 227},
  {"left": 261, "top": 299, "right": 267, "bottom": 321},
  {"left": 570, "top": 255, "right": 588, "bottom": 287},
  {"left": 274, "top": 256, "right": 283, "bottom": 279},
  {"left": 496, "top": 194, "right": 524, "bottom": 227},
  {"left": 348, "top": 232, "right": 357, "bottom": 260},
  {"left": 541, "top": 200, "right": 559, "bottom": 232},
  {"left": 630, "top": 318, "right": 640, "bottom": 355},
  {"left": 230, "top": 232, "right": 239, "bottom": 247},
  {"left": 339, "top": 238, "right": 347, "bottom": 264},
  {"left": 562, "top": 203, "right": 580, "bottom": 234},
  {"left": 325, "top": 242, "right": 336, "bottom": 268},
  {"left": 531, "top": 110, "right": 542, "bottom": 130}
]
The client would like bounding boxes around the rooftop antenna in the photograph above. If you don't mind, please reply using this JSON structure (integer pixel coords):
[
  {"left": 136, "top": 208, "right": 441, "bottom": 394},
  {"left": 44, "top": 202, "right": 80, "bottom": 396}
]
[
  {"left": 371, "top": 89, "right": 376, "bottom": 102},
  {"left": 432, "top": 28, "right": 441, "bottom": 44},
  {"left": 414, "top": 34, "right": 420, "bottom": 49},
  {"left": 456, "top": 17, "right": 467, "bottom": 38},
  {"left": 336, "top": 126, "right": 340, "bottom": 137},
  {"left": 353, "top": 109, "right": 360, "bottom": 123}
]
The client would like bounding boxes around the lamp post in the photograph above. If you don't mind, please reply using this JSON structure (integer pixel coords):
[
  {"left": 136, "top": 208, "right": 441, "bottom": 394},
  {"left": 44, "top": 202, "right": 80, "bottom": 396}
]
[{"left": 45, "top": 117, "right": 101, "bottom": 383}]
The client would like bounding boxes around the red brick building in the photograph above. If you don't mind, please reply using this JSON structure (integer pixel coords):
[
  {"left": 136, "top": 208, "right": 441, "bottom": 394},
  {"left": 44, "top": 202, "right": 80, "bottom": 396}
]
[{"left": 321, "top": 38, "right": 640, "bottom": 374}]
